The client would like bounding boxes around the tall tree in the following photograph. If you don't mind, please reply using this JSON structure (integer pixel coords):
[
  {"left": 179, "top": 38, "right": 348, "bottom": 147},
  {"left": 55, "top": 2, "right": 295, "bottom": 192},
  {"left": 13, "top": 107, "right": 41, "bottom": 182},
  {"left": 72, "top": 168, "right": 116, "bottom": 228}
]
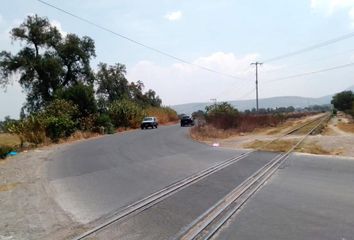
[
  {"left": 96, "top": 63, "right": 130, "bottom": 102},
  {"left": 0, "top": 15, "right": 96, "bottom": 113},
  {"left": 331, "top": 91, "right": 354, "bottom": 111},
  {"left": 96, "top": 62, "right": 162, "bottom": 107}
]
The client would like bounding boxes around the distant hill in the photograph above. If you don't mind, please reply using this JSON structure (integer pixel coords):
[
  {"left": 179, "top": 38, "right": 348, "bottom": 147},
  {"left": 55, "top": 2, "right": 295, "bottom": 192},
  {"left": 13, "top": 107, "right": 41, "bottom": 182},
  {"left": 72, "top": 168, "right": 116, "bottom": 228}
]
[{"left": 171, "top": 85, "right": 354, "bottom": 115}]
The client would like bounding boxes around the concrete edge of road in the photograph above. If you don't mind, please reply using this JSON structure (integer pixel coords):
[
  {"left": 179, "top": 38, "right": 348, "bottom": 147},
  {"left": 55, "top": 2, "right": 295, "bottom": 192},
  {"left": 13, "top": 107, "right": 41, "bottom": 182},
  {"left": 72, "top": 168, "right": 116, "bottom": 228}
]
[{"left": 292, "top": 152, "right": 354, "bottom": 161}]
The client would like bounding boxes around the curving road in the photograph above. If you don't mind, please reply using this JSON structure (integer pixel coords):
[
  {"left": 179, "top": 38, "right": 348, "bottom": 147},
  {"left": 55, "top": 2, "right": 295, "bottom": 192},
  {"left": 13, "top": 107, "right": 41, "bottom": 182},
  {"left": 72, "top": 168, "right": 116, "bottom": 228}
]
[{"left": 46, "top": 125, "right": 245, "bottom": 223}]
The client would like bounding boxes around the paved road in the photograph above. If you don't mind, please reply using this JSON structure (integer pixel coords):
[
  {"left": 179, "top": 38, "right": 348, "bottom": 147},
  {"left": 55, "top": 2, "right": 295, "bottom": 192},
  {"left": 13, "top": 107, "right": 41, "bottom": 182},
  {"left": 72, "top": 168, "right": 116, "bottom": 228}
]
[
  {"left": 93, "top": 151, "right": 279, "bottom": 239},
  {"left": 46, "top": 125, "right": 246, "bottom": 223},
  {"left": 214, "top": 153, "right": 354, "bottom": 240}
]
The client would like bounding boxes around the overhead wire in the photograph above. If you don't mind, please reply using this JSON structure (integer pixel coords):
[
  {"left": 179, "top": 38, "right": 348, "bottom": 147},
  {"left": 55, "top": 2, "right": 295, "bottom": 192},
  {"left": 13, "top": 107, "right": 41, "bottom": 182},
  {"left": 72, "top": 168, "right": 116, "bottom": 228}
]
[
  {"left": 263, "top": 62, "right": 354, "bottom": 84},
  {"left": 262, "top": 31, "right": 354, "bottom": 63},
  {"left": 37, "top": 0, "right": 247, "bottom": 81},
  {"left": 37, "top": 0, "right": 354, "bottom": 105},
  {"left": 262, "top": 48, "right": 354, "bottom": 75}
]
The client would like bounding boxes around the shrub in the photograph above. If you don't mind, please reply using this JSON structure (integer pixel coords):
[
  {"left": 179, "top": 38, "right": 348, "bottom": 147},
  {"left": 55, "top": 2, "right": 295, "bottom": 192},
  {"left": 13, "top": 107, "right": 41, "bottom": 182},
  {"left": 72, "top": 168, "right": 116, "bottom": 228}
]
[
  {"left": 0, "top": 116, "right": 18, "bottom": 133},
  {"left": 95, "top": 114, "right": 115, "bottom": 134},
  {"left": 44, "top": 99, "right": 78, "bottom": 118},
  {"left": 43, "top": 99, "right": 78, "bottom": 141},
  {"left": 55, "top": 83, "right": 97, "bottom": 119},
  {"left": 0, "top": 145, "right": 13, "bottom": 159},
  {"left": 44, "top": 116, "right": 76, "bottom": 142},
  {"left": 145, "top": 106, "right": 178, "bottom": 124},
  {"left": 7, "top": 114, "right": 47, "bottom": 145},
  {"left": 205, "top": 102, "right": 239, "bottom": 129},
  {"left": 109, "top": 99, "right": 144, "bottom": 128},
  {"left": 7, "top": 100, "right": 79, "bottom": 144},
  {"left": 79, "top": 114, "right": 97, "bottom": 131}
]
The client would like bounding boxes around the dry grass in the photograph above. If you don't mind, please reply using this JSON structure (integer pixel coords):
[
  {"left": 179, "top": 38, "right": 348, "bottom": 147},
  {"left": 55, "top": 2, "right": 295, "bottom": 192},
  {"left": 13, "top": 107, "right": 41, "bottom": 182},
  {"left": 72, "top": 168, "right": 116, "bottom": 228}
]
[
  {"left": 60, "top": 131, "right": 102, "bottom": 143},
  {"left": 243, "top": 139, "right": 297, "bottom": 152},
  {"left": 145, "top": 107, "right": 178, "bottom": 124},
  {"left": 191, "top": 113, "right": 321, "bottom": 141},
  {"left": 244, "top": 139, "right": 330, "bottom": 155},
  {"left": 190, "top": 125, "right": 239, "bottom": 140},
  {"left": 0, "top": 182, "right": 20, "bottom": 192},
  {"left": 0, "top": 133, "right": 21, "bottom": 147},
  {"left": 337, "top": 123, "right": 354, "bottom": 133},
  {"left": 296, "top": 142, "right": 331, "bottom": 155}
]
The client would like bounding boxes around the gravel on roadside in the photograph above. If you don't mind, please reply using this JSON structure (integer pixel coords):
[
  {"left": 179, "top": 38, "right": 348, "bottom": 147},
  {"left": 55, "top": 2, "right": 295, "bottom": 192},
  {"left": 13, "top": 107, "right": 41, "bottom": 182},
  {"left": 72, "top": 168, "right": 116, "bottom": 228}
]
[{"left": 0, "top": 145, "right": 84, "bottom": 240}]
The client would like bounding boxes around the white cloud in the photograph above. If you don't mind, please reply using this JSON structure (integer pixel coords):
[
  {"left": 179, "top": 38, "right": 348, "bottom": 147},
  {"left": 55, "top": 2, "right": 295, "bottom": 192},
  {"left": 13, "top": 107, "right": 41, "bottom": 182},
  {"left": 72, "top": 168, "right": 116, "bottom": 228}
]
[
  {"left": 127, "top": 52, "right": 269, "bottom": 105},
  {"left": 164, "top": 11, "right": 182, "bottom": 21},
  {"left": 311, "top": 0, "right": 354, "bottom": 26}
]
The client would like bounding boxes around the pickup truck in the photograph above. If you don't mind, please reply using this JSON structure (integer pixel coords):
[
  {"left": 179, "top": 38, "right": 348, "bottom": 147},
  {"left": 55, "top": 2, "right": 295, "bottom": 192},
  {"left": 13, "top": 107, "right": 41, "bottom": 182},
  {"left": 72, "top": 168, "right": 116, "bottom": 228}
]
[
  {"left": 180, "top": 116, "right": 194, "bottom": 127},
  {"left": 141, "top": 117, "right": 158, "bottom": 129}
]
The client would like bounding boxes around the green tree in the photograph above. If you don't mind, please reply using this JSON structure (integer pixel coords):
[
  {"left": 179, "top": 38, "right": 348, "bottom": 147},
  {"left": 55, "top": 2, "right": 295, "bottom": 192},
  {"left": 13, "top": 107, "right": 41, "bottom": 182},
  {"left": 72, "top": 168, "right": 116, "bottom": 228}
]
[
  {"left": 96, "top": 63, "right": 162, "bottom": 108},
  {"left": 205, "top": 102, "right": 239, "bottom": 129},
  {"left": 55, "top": 83, "right": 97, "bottom": 118},
  {"left": 331, "top": 91, "right": 354, "bottom": 111},
  {"left": 96, "top": 63, "right": 130, "bottom": 102},
  {"left": 143, "top": 89, "right": 162, "bottom": 107},
  {"left": 0, "top": 15, "right": 96, "bottom": 113}
]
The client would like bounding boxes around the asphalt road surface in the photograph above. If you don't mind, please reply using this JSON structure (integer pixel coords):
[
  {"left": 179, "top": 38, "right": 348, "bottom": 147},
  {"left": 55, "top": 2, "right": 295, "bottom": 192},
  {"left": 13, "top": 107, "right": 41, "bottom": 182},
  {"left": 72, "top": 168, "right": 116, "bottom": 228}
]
[
  {"left": 213, "top": 153, "right": 354, "bottom": 240},
  {"left": 46, "top": 125, "right": 246, "bottom": 223},
  {"left": 92, "top": 151, "right": 279, "bottom": 239}
]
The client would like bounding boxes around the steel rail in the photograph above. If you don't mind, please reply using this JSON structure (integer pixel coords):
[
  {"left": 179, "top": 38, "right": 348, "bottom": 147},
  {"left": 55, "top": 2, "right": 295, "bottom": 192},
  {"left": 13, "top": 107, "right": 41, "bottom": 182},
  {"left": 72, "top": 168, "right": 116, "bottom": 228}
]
[{"left": 174, "top": 113, "right": 330, "bottom": 240}]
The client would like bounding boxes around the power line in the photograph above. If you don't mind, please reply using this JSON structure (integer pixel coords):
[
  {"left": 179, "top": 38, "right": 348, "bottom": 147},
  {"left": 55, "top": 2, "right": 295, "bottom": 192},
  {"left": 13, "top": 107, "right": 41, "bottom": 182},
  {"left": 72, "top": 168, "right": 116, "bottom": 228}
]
[
  {"left": 263, "top": 32, "right": 354, "bottom": 63},
  {"left": 263, "top": 62, "right": 354, "bottom": 83},
  {"left": 37, "top": 0, "right": 245, "bottom": 80},
  {"left": 262, "top": 48, "right": 354, "bottom": 75}
]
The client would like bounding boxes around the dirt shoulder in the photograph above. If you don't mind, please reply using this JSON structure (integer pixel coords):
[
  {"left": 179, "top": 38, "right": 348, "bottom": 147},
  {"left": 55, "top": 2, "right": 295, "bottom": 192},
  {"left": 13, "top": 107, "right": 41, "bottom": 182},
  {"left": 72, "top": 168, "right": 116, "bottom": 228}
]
[
  {"left": 194, "top": 113, "right": 354, "bottom": 157},
  {"left": 0, "top": 145, "right": 87, "bottom": 240}
]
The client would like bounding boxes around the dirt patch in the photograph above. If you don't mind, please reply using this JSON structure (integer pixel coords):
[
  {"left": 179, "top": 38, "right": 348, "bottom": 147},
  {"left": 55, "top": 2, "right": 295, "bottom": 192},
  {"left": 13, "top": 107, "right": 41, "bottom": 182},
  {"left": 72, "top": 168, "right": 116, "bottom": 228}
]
[
  {"left": 0, "top": 145, "right": 82, "bottom": 240},
  {"left": 337, "top": 123, "right": 354, "bottom": 133}
]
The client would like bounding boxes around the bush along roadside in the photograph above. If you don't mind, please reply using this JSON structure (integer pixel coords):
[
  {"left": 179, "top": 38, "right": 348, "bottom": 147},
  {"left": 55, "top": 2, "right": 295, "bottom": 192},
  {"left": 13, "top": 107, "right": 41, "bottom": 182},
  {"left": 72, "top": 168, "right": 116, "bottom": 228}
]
[{"left": 0, "top": 146, "right": 13, "bottom": 159}]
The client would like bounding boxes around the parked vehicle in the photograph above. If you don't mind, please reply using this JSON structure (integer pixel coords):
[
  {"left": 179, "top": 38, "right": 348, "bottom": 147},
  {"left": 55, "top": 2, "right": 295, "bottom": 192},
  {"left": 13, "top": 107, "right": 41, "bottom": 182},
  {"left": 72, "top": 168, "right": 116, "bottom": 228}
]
[
  {"left": 141, "top": 117, "right": 158, "bottom": 129},
  {"left": 180, "top": 115, "right": 194, "bottom": 127}
]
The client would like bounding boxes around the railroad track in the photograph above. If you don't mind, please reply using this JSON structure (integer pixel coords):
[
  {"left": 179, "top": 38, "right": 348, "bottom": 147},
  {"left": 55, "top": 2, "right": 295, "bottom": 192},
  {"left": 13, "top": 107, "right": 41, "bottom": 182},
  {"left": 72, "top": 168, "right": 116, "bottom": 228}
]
[
  {"left": 73, "top": 113, "right": 330, "bottom": 240},
  {"left": 173, "top": 113, "right": 331, "bottom": 240}
]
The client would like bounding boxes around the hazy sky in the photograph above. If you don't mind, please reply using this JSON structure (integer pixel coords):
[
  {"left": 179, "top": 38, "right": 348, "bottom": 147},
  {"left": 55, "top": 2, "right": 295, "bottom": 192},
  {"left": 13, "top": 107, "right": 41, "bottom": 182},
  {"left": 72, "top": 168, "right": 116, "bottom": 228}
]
[{"left": 1, "top": 0, "right": 354, "bottom": 119}]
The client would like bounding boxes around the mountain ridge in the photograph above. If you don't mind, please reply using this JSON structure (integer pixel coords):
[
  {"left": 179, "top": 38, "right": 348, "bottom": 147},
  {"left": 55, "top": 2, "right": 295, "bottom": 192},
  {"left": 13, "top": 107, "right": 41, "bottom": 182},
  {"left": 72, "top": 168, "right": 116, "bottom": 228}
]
[{"left": 171, "top": 85, "right": 354, "bottom": 115}]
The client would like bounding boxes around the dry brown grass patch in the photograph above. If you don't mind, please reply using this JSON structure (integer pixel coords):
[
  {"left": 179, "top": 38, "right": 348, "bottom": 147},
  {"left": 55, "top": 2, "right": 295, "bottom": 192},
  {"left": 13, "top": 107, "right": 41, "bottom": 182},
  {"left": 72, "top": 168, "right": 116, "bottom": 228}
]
[
  {"left": 244, "top": 139, "right": 331, "bottom": 155},
  {"left": 0, "top": 133, "right": 21, "bottom": 147},
  {"left": 190, "top": 125, "right": 239, "bottom": 141},
  {"left": 337, "top": 123, "right": 354, "bottom": 133},
  {"left": 0, "top": 182, "right": 20, "bottom": 192},
  {"left": 243, "top": 139, "right": 297, "bottom": 152},
  {"left": 63, "top": 131, "right": 102, "bottom": 143}
]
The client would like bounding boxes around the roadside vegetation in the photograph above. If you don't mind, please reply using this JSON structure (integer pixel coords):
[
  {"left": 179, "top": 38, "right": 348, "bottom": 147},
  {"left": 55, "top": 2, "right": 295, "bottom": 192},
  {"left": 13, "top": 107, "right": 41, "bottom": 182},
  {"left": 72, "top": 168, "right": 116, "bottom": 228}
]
[
  {"left": 190, "top": 102, "right": 319, "bottom": 140},
  {"left": 0, "top": 15, "right": 177, "bottom": 158},
  {"left": 330, "top": 90, "right": 354, "bottom": 133},
  {"left": 331, "top": 90, "right": 354, "bottom": 117}
]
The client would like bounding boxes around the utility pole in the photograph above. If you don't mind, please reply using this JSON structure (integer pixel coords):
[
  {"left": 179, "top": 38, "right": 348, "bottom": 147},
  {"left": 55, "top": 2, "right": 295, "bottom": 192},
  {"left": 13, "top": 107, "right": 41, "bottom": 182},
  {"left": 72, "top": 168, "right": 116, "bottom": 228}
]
[
  {"left": 251, "top": 62, "right": 262, "bottom": 112},
  {"left": 210, "top": 98, "right": 217, "bottom": 106}
]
